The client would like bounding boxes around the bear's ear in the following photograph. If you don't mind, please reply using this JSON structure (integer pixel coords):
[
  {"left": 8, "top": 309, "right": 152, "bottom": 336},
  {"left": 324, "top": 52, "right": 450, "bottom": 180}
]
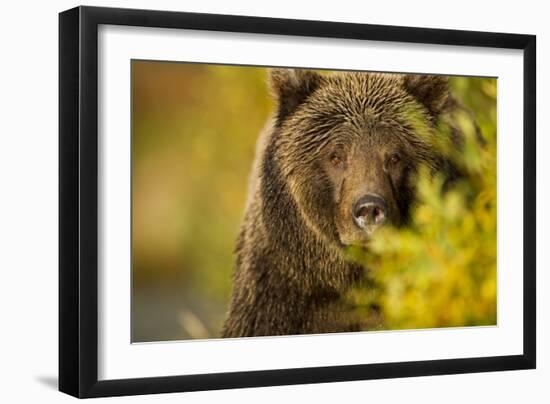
[
  {"left": 269, "top": 68, "right": 324, "bottom": 121},
  {"left": 403, "top": 75, "right": 450, "bottom": 118}
]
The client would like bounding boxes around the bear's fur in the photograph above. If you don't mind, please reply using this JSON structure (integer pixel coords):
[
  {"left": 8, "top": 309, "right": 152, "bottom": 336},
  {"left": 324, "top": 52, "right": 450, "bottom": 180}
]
[{"left": 222, "top": 69, "right": 461, "bottom": 338}]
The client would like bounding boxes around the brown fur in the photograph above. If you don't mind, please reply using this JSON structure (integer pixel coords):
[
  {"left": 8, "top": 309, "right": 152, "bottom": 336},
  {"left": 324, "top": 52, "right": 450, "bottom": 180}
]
[{"left": 222, "top": 69, "right": 459, "bottom": 338}]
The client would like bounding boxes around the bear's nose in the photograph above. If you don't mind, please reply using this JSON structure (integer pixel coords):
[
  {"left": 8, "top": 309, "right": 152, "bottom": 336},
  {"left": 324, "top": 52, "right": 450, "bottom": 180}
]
[{"left": 352, "top": 194, "right": 388, "bottom": 229}]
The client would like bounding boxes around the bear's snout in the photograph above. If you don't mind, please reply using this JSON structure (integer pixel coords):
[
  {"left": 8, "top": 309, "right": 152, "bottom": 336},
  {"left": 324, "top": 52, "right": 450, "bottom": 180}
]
[{"left": 352, "top": 193, "right": 388, "bottom": 231}]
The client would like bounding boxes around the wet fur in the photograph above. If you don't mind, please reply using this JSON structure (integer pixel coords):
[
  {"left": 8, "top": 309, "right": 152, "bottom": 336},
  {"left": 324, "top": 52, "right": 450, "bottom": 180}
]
[{"left": 222, "top": 70, "right": 460, "bottom": 338}]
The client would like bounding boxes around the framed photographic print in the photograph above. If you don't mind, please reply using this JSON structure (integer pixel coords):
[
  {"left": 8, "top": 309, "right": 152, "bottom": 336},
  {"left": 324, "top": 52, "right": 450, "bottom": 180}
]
[{"left": 59, "top": 6, "right": 536, "bottom": 398}]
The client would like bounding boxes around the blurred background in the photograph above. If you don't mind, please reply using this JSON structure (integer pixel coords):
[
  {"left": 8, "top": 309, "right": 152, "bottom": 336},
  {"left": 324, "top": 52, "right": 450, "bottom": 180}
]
[
  {"left": 132, "top": 61, "right": 271, "bottom": 341},
  {"left": 131, "top": 60, "right": 496, "bottom": 342}
]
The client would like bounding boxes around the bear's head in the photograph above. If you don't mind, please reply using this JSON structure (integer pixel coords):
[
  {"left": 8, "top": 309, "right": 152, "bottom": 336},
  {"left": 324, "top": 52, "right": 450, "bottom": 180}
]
[{"left": 269, "top": 68, "right": 455, "bottom": 248}]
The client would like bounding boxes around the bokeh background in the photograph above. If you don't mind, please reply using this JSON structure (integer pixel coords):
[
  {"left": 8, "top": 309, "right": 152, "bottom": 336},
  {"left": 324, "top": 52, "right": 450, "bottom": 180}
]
[{"left": 131, "top": 60, "right": 497, "bottom": 342}]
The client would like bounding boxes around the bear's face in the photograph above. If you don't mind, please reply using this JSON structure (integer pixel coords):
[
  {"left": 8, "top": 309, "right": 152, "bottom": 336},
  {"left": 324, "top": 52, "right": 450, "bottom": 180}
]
[
  {"left": 269, "top": 69, "right": 450, "bottom": 248},
  {"left": 322, "top": 125, "right": 416, "bottom": 246}
]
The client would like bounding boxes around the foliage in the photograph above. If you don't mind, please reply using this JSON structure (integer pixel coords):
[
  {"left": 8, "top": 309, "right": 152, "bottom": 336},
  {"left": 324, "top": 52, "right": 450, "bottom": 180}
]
[{"left": 348, "top": 77, "right": 497, "bottom": 330}]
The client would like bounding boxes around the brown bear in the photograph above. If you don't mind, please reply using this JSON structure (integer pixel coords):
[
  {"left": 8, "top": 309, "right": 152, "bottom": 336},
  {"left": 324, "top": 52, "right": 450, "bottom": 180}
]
[{"left": 221, "top": 68, "right": 461, "bottom": 338}]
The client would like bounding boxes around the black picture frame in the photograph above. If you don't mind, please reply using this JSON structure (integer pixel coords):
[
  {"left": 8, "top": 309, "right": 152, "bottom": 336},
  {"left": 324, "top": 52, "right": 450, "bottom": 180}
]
[{"left": 59, "top": 5, "right": 536, "bottom": 398}]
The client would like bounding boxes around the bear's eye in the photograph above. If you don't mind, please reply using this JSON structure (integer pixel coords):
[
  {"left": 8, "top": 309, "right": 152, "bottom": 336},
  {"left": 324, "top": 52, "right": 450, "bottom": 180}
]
[
  {"left": 330, "top": 154, "right": 345, "bottom": 169},
  {"left": 388, "top": 153, "right": 401, "bottom": 165}
]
